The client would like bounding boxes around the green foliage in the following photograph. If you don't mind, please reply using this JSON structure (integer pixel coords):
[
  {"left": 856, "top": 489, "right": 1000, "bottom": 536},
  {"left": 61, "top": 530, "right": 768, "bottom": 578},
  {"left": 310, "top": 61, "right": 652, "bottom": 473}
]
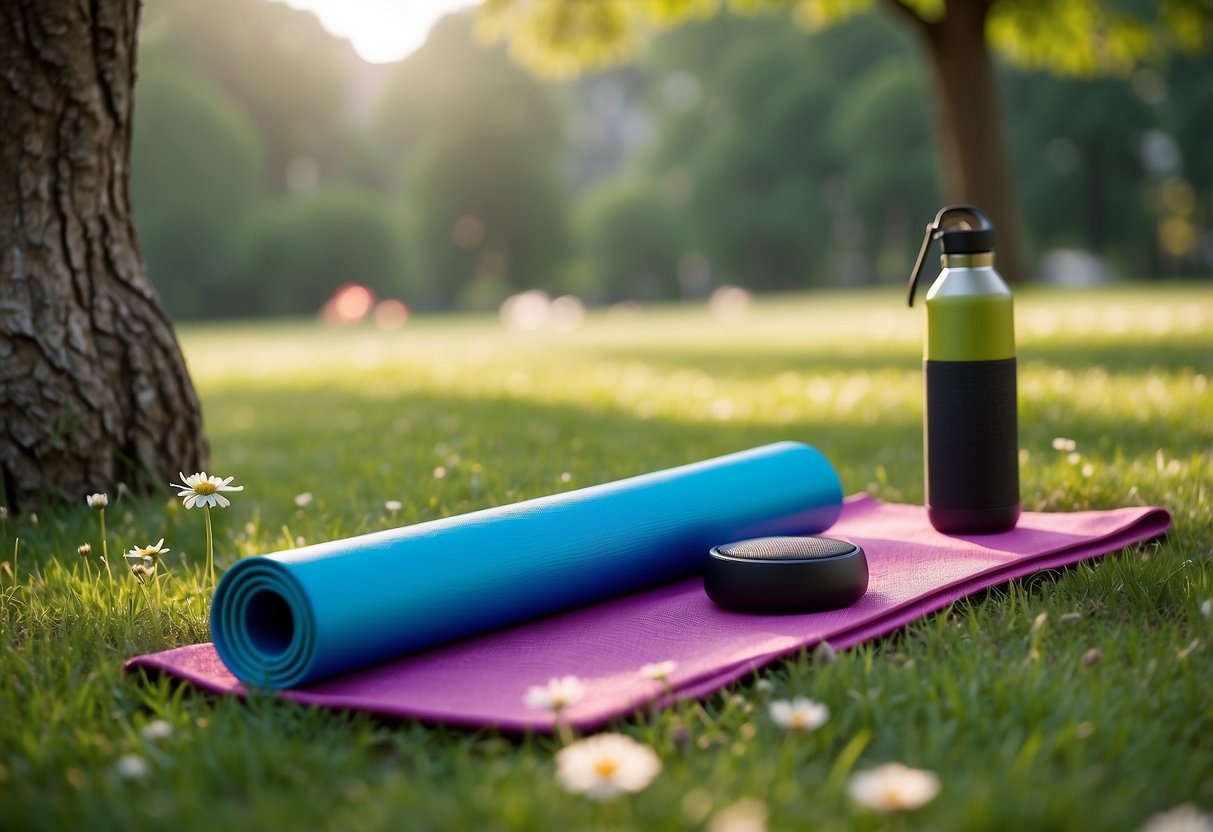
[
  {"left": 478, "top": 0, "right": 719, "bottom": 78},
  {"left": 636, "top": 13, "right": 930, "bottom": 287},
  {"left": 576, "top": 178, "right": 689, "bottom": 300},
  {"left": 1004, "top": 70, "right": 1153, "bottom": 270},
  {"left": 481, "top": 0, "right": 1211, "bottom": 80},
  {"left": 1, "top": 286, "right": 1211, "bottom": 829},
  {"left": 131, "top": 67, "right": 265, "bottom": 320},
  {"left": 139, "top": 0, "right": 353, "bottom": 191},
  {"left": 377, "top": 13, "right": 572, "bottom": 307},
  {"left": 1005, "top": 51, "right": 1212, "bottom": 276},
  {"left": 233, "top": 187, "right": 415, "bottom": 317},
  {"left": 989, "top": 0, "right": 1213, "bottom": 76},
  {"left": 827, "top": 60, "right": 940, "bottom": 277},
  {"left": 127, "top": 0, "right": 1213, "bottom": 319}
]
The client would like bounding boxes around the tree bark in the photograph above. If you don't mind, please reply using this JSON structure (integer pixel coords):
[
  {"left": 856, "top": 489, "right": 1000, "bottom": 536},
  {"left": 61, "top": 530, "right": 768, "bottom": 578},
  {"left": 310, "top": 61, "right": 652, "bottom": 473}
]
[
  {"left": 0, "top": 0, "right": 208, "bottom": 511},
  {"left": 886, "top": 0, "right": 1027, "bottom": 284}
]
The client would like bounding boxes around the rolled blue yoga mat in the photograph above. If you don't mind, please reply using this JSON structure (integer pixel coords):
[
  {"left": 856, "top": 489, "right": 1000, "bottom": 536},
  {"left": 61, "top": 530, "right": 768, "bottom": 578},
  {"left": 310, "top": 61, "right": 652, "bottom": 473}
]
[{"left": 211, "top": 441, "right": 843, "bottom": 688}]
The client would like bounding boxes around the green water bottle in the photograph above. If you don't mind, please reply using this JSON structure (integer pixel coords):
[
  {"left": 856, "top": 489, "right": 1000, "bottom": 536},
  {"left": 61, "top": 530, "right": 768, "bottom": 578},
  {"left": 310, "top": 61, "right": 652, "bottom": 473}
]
[{"left": 907, "top": 205, "right": 1020, "bottom": 534}]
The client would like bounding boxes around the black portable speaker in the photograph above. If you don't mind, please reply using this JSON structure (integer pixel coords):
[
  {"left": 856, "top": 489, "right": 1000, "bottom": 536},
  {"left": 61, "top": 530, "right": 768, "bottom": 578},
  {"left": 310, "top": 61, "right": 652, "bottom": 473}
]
[{"left": 704, "top": 536, "right": 868, "bottom": 614}]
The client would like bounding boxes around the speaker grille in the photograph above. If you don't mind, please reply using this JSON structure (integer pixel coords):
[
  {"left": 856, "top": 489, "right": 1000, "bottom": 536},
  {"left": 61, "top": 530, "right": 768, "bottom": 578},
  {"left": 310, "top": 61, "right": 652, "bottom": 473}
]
[{"left": 716, "top": 536, "right": 853, "bottom": 561}]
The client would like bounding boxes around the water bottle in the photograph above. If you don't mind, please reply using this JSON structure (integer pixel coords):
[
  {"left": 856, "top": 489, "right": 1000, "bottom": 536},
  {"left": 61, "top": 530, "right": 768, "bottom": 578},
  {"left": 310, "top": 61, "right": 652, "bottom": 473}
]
[{"left": 907, "top": 205, "right": 1020, "bottom": 534}]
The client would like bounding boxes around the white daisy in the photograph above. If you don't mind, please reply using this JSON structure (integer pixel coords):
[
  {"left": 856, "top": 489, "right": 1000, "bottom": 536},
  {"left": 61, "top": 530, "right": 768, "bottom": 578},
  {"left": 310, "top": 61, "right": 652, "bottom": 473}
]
[
  {"left": 171, "top": 472, "right": 243, "bottom": 509},
  {"left": 142, "top": 720, "right": 173, "bottom": 741},
  {"left": 125, "top": 539, "right": 170, "bottom": 564},
  {"left": 769, "top": 697, "right": 829, "bottom": 731},
  {"left": 555, "top": 733, "right": 661, "bottom": 801},
  {"left": 115, "top": 753, "right": 150, "bottom": 781},
  {"left": 708, "top": 797, "right": 769, "bottom": 832},
  {"left": 523, "top": 675, "right": 586, "bottom": 713},
  {"left": 847, "top": 762, "right": 940, "bottom": 812},
  {"left": 640, "top": 660, "right": 678, "bottom": 682},
  {"left": 86, "top": 492, "right": 109, "bottom": 510}
]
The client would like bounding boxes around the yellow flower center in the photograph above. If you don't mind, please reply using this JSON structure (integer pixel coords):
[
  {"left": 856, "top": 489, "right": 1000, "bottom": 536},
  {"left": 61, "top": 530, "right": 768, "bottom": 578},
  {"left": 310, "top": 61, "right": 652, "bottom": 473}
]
[
  {"left": 194, "top": 482, "right": 218, "bottom": 495},
  {"left": 594, "top": 757, "right": 619, "bottom": 779}
]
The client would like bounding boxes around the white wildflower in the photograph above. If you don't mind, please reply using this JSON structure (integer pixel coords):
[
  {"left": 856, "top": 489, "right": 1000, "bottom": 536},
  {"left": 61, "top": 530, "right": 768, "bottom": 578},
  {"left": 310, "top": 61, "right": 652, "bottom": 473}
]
[
  {"left": 555, "top": 733, "right": 661, "bottom": 801},
  {"left": 640, "top": 660, "right": 678, "bottom": 682},
  {"left": 769, "top": 698, "right": 829, "bottom": 731},
  {"left": 124, "top": 539, "right": 169, "bottom": 565},
  {"left": 524, "top": 675, "right": 586, "bottom": 713},
  {"left": 142, "top": 720, "right": 173, "bottom": 741},
  {"left": 170, "top": 472, "right": 243, "bottom": 509},
  {"left": 708, "top": 797, "right": 769, "bottom": 832},
  {"left": 115, "top": 753, "right": 150, "bottom": 781},
  {"left": 848, "top": 762, "right": 940, "bottom": 812}
]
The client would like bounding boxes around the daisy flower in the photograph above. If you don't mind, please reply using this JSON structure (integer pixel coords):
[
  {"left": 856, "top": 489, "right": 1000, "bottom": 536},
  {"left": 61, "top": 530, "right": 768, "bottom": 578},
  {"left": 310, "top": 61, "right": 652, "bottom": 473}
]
[
  {"left": 640, "top": 660, "right": 678, "bottom": 682},
  {"left": 708, "top": 797, "right": 769, "bottom": 832},
  {"left": 555, "top": 733, "right": 661, "bottom": 801},
  {"left": 524, "top": 675, "right": 586, "bottom": 713},
  {"left": 142, "top": 720, "right": 173, "bottom": 741},
  {"left": 769, "top": 697, "right": 829, "bottom": 731},
  {"left": 86, "top": 493, "right": 109, "bottom": 510},
  {"left": 115, "top": 753, "right": 150, "bottom": 781},
  {"left": 125, "top": 539, "right": 169, "bottom": 565},
  {"left": 171, "top": 472, "right": 243, "bottom": 509},
  {"left": 847, "top": 762, "right": 940, "bottom": 812}
]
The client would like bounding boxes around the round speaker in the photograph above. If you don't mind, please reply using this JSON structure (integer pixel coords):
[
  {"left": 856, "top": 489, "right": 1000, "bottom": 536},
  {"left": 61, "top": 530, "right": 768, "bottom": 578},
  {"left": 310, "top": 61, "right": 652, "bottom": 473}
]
[{"left": 704, "top": 536, "right": 868, "bottom": 614}]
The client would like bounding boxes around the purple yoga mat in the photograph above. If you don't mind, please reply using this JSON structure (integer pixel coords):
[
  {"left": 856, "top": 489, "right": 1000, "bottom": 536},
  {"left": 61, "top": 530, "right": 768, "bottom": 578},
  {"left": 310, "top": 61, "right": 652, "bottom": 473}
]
[{"left": 126, "top": 495, "right": 1171, "bottom": 732}]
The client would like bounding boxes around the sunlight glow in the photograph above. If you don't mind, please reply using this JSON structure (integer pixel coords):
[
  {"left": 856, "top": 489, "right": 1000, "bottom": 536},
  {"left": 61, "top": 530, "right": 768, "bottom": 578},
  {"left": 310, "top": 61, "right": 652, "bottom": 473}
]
[{"left": 275, "top": 0, "right": 479, "bottom": 64}]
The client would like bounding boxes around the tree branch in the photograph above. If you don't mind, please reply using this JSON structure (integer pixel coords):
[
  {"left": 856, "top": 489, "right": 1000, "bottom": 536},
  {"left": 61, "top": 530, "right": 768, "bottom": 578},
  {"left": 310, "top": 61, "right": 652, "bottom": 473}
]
[{"left": 878, "top": 0, "right": 931, "bottom": 34}]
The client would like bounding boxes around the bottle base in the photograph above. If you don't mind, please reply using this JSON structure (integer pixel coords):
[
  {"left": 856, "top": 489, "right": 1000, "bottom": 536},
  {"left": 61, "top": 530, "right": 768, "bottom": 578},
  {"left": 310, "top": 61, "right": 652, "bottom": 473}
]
[{"left": 928, "top": 504, "right": 1020, "bottom": 535}]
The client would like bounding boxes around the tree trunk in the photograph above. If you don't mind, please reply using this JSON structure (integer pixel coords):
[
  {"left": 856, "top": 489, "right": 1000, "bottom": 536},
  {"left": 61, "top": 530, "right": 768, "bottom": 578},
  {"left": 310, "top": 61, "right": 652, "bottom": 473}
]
[
  {"left": 0, "top": 0, "right": 208, "bottom": 511},
  {"left": 891, "top": 0, "right": 1028, "bottom": 284}
]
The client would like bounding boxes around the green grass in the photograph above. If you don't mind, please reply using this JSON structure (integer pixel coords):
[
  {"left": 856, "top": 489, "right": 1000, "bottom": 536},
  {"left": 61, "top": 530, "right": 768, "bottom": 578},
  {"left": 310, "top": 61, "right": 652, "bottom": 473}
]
[{"left": 2, "top": 283, "right": 1211, "bottom": 831}]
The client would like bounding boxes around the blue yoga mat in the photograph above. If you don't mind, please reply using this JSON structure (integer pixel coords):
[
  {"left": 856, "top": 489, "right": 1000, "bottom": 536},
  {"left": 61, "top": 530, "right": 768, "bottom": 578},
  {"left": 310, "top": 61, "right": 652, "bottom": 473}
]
[{"left": 211, "top": 441, "right": 843, "bottom": 688}]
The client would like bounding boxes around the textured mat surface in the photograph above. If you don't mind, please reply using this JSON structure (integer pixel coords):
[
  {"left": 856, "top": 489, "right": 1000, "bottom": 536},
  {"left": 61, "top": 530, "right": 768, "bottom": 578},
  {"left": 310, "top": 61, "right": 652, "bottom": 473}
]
[{"left": 127, "top": 495, "right": 1170, "bottom": 732}]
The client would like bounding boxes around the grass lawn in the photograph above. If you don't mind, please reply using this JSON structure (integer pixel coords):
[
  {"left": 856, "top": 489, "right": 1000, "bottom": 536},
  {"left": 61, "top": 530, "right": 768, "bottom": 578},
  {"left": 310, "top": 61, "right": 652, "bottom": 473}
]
[{"left": 2, "top": 283, "right": 1210, "bottom": 831}]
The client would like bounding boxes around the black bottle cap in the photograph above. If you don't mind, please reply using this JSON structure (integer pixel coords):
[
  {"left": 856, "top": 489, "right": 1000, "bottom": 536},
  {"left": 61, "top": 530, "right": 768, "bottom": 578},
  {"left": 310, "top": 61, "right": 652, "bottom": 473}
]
[
  {"left": 907, "top": 204, "right": 997, "bottom": 306},
  {"left": 937, "top": 205, "right": 996, "bottom": 255}
]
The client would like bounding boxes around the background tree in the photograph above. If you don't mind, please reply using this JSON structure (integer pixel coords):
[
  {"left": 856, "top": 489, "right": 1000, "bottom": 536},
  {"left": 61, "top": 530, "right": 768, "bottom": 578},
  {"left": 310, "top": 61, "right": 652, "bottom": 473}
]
[
  {"left": 138, "top": 0, "right": 354, "bottom": 193},
  {"left": 576, "top": 177, "right": 688, "bottom": 300},
  {"left": 0, "top": 0, "right": 206, "bottom": 510},
  {"left": 636, "top": 12, "right": 939, "bottom": 286},
  {"left": 234, "top": 186, "right": 414, "bottom": 316},
  {"left": 376, "top": 13, "right": 572, "bottom": 309},
  {"left": 477, "top": 0, "right": 1213, "bottom": 285},
  {"left": 130, "top": 67, "right": 264, "bottom": 320}
]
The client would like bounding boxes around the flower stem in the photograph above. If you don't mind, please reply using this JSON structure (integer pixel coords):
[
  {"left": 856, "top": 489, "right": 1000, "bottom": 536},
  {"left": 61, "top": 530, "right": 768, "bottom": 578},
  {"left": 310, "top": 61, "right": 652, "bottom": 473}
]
[
  {"left": 204, "top": 505, "right": 215, "bottom": 590},
  {"left": 98, "top": 508, "right": 113, "bottom": 593},
  {"left": 555, "top": 716, "right": 575, "bottom": 747}
]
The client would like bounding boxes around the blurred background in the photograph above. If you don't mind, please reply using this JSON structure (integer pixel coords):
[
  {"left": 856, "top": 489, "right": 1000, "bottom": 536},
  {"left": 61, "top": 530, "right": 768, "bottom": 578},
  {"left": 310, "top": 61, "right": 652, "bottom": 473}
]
[{"left": 131, "top": 0, "right": 1212, "bottom": 324}]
